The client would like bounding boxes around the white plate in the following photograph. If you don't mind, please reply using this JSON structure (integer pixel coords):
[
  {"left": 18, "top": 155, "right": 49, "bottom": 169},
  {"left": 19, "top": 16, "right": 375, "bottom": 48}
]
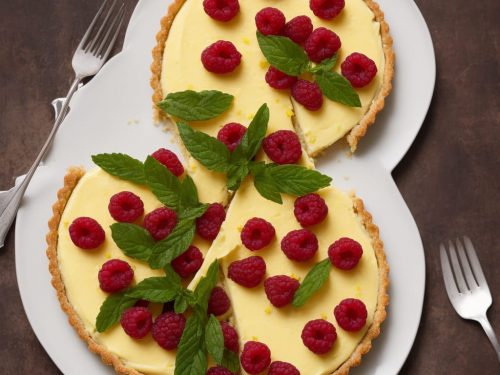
[{"left": 15, "top": 0, "right": 434, "bottom": 374}]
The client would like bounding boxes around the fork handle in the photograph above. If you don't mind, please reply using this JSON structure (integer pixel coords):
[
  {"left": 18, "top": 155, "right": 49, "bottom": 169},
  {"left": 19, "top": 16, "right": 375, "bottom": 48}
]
[
  {"left": 478, "top": 316, "right": 500, "bottom": 362},
  {"left": 0, "top": 76, "right": 82, "bottom": 248}
]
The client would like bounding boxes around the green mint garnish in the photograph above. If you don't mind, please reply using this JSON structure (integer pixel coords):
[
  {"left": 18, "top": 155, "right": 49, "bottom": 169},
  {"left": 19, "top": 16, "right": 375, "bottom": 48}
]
[
  {"left": 315, "top": 70, "right": 362, "bottom": 107},
  {"left": 230, "top": 104, "right": 269, "bottom": 163},
  {"left": 264, "top": 164, "right": 332, "bottom": 197},
  {"left": 308, "top": 54, "right": 338, "bottom": 74},
  {"left": 125, "top": 276, "right": 180, "bottom": 303},
  {"left": 158, "top": 90, "right": 234, "bottom": 121},
  {"left": 95, "top": 292, "right": 138, "bottom": 333},
  {"left": 193, "top": 260, "right": 220, "bottom": 310},
  {"left": 92, "top": 153, "right": 146, "bottom": 185},
  {"left": 293, "top": 259, "right": 331, "bottom": 307},
  {"left": 221, "top": 349, "right": 241, "bottom": 373},
  {"left": 205, "top": 315, "right": 224, "bottom": 364},
  {"left": 110, "top": 223, "right": 155, "bottom": 262},
  {"left": 256, "top": 32, "right": 309, "bottom": 76},
  {"left": 144, "top": 155, "right": 183, "bottom": 209},
  {"left": 175, "top": 311, "right": 207, "bottom": 375},
  {"left": 253, "top": 166, "right": 283, "bottom": 204},
  {"left": 180, "top": 174, "right": 201, "bottom": 209},
  {"left": 226, "top": 163, "right": 249, "bottom": 191}
]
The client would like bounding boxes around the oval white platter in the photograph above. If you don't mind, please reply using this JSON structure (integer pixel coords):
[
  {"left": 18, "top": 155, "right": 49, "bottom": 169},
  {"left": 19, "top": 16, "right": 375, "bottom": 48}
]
[{"left": 15, "top": 0, "right": 435, "bottom": 374}]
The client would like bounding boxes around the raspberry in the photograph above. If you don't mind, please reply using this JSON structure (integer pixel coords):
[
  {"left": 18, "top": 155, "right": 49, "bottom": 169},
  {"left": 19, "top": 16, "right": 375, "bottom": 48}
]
[
  {"left": 341, "top": 52, "right": 378, "bottom": 88},
  {"left": 171, "top": 245, "right": 204, "bottom": 278},
  {"left": 328, "top": 237, "right": 363, "bottom": 270},
  {"left": 196, "top": 203, "right": 226, "bottom": 240},
  {"left": 334, "top": 298, "right": 367, "bottom": 331},
  {"left": 120, "top": 307, "right": 152, "bottom": 339},
  {"left": 269, "top": 361, "right": 300, "bottom": 375},
  {"left": 201, "top": 40, "right": 242, "bottom": 74},
  {"left": 203, "top": 0, "right": 239, "bottom": 22},
  {"left": 228, "top": 256, "right": 266, "bottom": 288},
  {"left": 291, "top": 80, "right": 323, "bottom": 111},
  {"left": 152, "top": 312, "right": 186, "bottom": 350},
  {"left": 206, "top": 366, "right": 234, "bottom": 375},
  {"left": 217, "top": 123, "right": 247, "bottom": 152},
  {"left": 108, "top": 191, "right": 144, "bottom": 223},
  {"left": 262, "top": 130, "right": 302, "bottom": 164},
  {"left": 283, "top": 15, "right": 313, "bottom": 44},
  {"left": 281, "top": 229, "right": 318, "bottom": 262},
  {"left": 98, "top": 259, "right": 134, "bottom": 293},
  {"left": 221, "top": 321, "right": 239, "bottom": 352},
  {"left": 309, "top": 0, "right": 345, "bottom": 20},
  {"left": 208, "top": 286, "right": 231, "bottom": 316},
  {"left": 294, "top": 193, "right": 328, "bottom": 227},
  {"left": 240, "top": 217, "right": 276, "bottom": 250},
  {"left": 301, "top": 319, "right": 337, "bottom": 354},
  {"left": 69, "top": 217, "right": 105, "bottom": 249},
  {"left": 255, "top": 7, "right": 286, "bottom": 36},
  {"left": 265, "top": 66, "right": 297, "bottom": 90},
  {"left": 264, "top": 275, "right": 300, "bottom": 308},
  {"left": 241, "top": 341, "right": 271, "bottom": 374},
  {"left": 143, "top": 207, "right": 177, "bottom": 241},
  {"left": 151, "top": 148, "right": 184, "bottom": 177},
  {"left": 304, "top": 27, "right": 341, "bottom": 63}
]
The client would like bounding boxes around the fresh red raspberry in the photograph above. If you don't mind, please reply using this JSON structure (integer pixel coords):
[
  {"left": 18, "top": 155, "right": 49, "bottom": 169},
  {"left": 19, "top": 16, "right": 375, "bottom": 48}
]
[
  {"left": 283, "top": 15, "right": 313, "bottom": 44},
  {"left": 265, "top": 66, "right": 297, "bottom": 90},
  {"left": 151, "top": 148, "right": 184, "bottom": 177},
  {"left": 301, "top": 319, "right": 337, "bottom": 354},
  {"left": 269, "top": 361, "right": 300, "bottom": 375},
  {"left": 240, "top": 341, "right": 271, "bottom": 374},
  {"left": 108, "top": 191, "right": 144, "bottom": 223},
  {"left": 143, "top": 207, "right": 177, "bottom": 241},
  {"left": 304, "top": 27, "right": 341, "bottom": 63},
  {"left": 221, "top": 321, "right": 239, "bottom": 353},
  {"left": 291, "top": 80, "right": 323, "bottom": 111},
  {"left": 171, "top": 245, "right": 204, "bottom": 278},
  {"left": 255, "top": 7, "right": 286, "bottom": 36},
  {"left": 206, "top": 366, "right": 234, "bottom": 375},
  {"left": 309, "top": 0, "right": 345, "bottom": 20},
  {"left": 120, "top": 307, "right": 152, "bottom": 339},
  {"left": 264, "top": 275, "right": 300, "bottom": 307},
  {"left": 152, "top": 312, "right": 186, "bottom": 350},
  {"left": 201, "top": 40, "right": 242, "bottom": 74},
  {"left": 294, "top": 193, "right": 328, "bottom": 227},
  {"left": 341, "top": 52, "right": 378, "bottom": 88},
  {"left": 98, "top": 259, "right": 134, "bottom": 293},
  {"left": 328, "top": 237, "right": 363, "bottom": 270},
  {"left": 281, "top": 229, "right": 318, "bottom": 262},
  {"left": 228, "top": 256, "right": 266, "bottom": 288},
  {"left": 208, "top": 286, "right": 231, "bottom": 316},
  {"left": 196, "top": 203, "right": 226, "bottom": 240},
  {"left": 217, "top": 123, "right": 247, "bottom": 152},
  {"left": 334, "top": 298, "right": 367, "bottom": 331},
  {"left": 240, "top": 217, "right": 276, "bottom": 250},
  {"left": 203, "top": 0, "right": 239, "bottom": 22},
  {"left": 69, "top": 217, "right": 105, "bottom": 249},
  {"left": 262, "top": 130, "right": 302, "bottom": 164}
]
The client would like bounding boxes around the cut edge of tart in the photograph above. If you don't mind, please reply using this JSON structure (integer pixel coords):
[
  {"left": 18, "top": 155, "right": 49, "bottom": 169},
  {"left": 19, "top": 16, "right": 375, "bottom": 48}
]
[
  {"left": 46, "top": 167, "right": 389, "bottom": 375},
  {"left": 150, "top": 0, "right": 395, "bottom": 153}
]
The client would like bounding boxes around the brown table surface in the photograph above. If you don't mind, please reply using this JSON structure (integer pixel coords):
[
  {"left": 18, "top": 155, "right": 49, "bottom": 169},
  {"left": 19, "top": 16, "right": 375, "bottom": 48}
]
[{"left": 1, "top": 0, "right": 499, "bottom": 373}]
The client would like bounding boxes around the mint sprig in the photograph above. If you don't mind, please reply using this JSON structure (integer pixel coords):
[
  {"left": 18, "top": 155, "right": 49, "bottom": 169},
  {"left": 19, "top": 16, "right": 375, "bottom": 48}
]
[
  {"left": 175, "top": 310, "right": 207, "bottom": 375},
  {"left": 110, "top": 223, "right": 155, "bottom": 262},
  {"left": 95, "top": 292, "right": 138, "bottom": 333},
  {"left": 205, "top": 315, "right": 224, "bottom": 363},
  {"left": 144, "top": 155, "right": 183, "bottom": 209},
  {"left": 158, "top": 90, "right": 234, "bottom": 121},
  {"left": 308, "top": 54, "right": 338, "bottom": 74},
  {"left": 92, "top": 153, "right": 146, "bottom": 185},
  {"left": 230, "top": 104, "right": 269, "bottom": 163},
  {"left": 293, "top": 259, "right": 331, "bottom": 307},
  {"left": 315, "top": 71, "right": 362, "bottom": 107}
]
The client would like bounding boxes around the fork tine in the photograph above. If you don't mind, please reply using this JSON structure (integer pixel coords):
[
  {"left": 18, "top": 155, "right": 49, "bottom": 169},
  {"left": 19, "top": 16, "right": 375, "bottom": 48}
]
[
  {"left": 86, "top": 0, "right": 118, "bottom": 53},
  {"left": 448, "top": 240, "right": 469, "bottom": 292},
  {"left": 99, "top": 8, "right": 126, "bottom": 61},
  {"left": 77, "top": 0, "right": 110, "bottom": 50},
  {"left": 463, "top": 236, "right": 490, "bottom": 290},
  {"left": 455, "top": 238, "right": 478, "bottom": 289},
  {"left": 440, "top": 244, "right": 460, "bottom": 300},
  {"left": 96, "top": 3, "right": 125, "bottom": 57}
]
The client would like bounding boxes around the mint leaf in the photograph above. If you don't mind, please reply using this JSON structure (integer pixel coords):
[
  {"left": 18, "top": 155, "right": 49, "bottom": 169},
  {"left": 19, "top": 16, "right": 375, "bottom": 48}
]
[
  {"left": 158, "top": 90, "right": 233, "bottom": 121},
  {"left": 175, "top": 312, "right": 207, "bottom": 375},
  {"left": 178, "top": 122, "right": 231, "bottom": 173},
  {"left": 268, "top": 164, "right": 331, "bottom": 196},
  {"left": 110, "top": 223, "right": 154, "bottom": 262},
  {"left": 144, "top": 156, "right": 182, "bottom": 209},
  {"left": 308, "top": 54, "right": 338, "bottom": 74},
  {"left": 174, "top": 293, "right": 190, "bottom": 314},
  {"left": 253, "top": 170, "right": 282, "bottom": 204},
  {"left": 96, "top": 292, "right": 137, "bottom": 332},
  {"left": 221, "top": 349, "right": 240, "bottom": 373},
  {"left": 149, "top": 219, "right": 196, "bottom": 269},
  {"left": 315, "top": 71, "right": 361, "bottom": 107},
  {"left": 179, "top": 204, "right": 209, "bottom": 221},
  {"left": 125, "top": 276, "right": 180, "bottom": 303},
  {"left": 194, "top": 259, "right": 219, "bottom": 310},
  {"left": 256, "top": 33, "right": 309, "bottom": 76},
  {"left": 92, "top": 153, "right": 146, "bottom": 185},
  {"left": 293, "top": 259, "right": 331, "bottom": 307},
  {"left": 226, "top": 163, "right": 249, "bottom": 191},
  {"left": 231, "top": 104, "right": 269, "bottom": 163},
  {"left": 180, "top": 174, "right": 200, "bottom": 209},
  {"left": 205, "top": 315, "right": 224, "bottom": 364}
]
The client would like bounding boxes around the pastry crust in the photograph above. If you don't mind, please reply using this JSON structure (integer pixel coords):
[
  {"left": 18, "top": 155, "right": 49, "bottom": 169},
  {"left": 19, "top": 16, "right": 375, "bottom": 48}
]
[
  {"left": 150, "top": 0, "right": 394, "bottom": 153},
  {"left": 47, "top": 169, "right": 389, "bottom": 375}
]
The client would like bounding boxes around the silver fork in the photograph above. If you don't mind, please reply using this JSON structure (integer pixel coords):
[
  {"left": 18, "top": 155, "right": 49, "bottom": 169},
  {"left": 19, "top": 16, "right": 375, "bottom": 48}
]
[
  {"left": 0, "top": 0, "right": 126, "bottom": 248},
  {"left": 440, "top": 236, "right": 500, "bottom": 362}
]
